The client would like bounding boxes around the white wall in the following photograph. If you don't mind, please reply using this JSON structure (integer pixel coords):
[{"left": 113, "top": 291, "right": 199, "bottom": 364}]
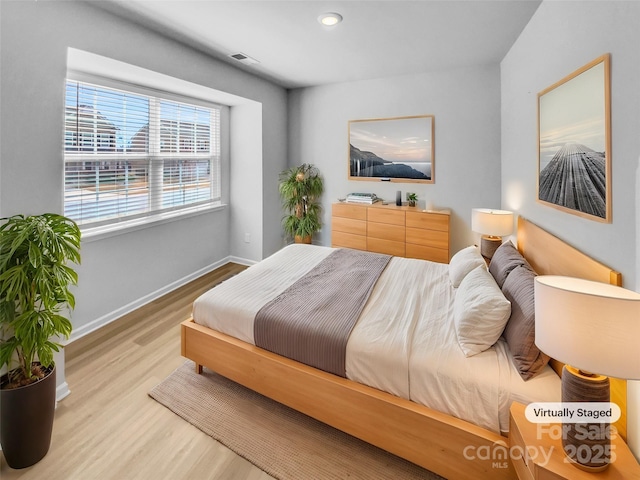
[
  {"left": 0, "top": 1, "right": 288, "bottom": 393},
  {"left": 501, "top": 0, "right": 640, "bottom": 458},
  {"left": 230, "top": 103, "right": 263, "bottom": 261},
  {"left": 288, "top": 64, "right": 503, "bottom": 256}
]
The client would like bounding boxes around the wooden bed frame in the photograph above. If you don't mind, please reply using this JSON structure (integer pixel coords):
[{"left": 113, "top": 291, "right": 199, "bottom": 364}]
[{"left": 181, "top": 216, "right": 626, "bottom": 480}]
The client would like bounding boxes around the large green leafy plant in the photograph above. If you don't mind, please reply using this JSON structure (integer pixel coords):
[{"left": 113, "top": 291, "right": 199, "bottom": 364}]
[
  {"left": 0, "top": 214, "right": 81, "bottom": 387},
  {"left": 279, "top": 164, "right": 324, "bottom": 242}
]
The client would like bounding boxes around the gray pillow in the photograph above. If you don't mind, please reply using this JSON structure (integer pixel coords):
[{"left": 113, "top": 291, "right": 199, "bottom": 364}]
[
  {"left": 501, "top": 266, "right": 550, "bottom": 380},
  {"left": 488, "top": 241, "right": 532, "bottom": 288}
]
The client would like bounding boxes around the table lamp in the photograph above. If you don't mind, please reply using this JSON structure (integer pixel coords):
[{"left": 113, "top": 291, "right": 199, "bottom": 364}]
[
  {"left": 471, "top": 208, "right": 513, "bottom": 259},
  {"left": 534, "top": 275, "right": 640, "bottom": 472}
]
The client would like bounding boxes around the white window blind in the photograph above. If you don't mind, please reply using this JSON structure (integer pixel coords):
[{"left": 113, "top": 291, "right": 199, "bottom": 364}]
[{"left": 64, "top": 80, "right": 221, "bottom": 226}]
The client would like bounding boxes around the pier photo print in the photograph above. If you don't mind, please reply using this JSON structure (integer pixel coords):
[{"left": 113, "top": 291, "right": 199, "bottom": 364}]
[{"left": 537, "top": 54, "right": 611, "bottom": 222}]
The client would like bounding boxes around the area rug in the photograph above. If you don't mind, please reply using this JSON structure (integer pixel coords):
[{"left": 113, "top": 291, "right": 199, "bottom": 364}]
[{"left": 149, "top": 361, "right": 444, "bottom": 480}]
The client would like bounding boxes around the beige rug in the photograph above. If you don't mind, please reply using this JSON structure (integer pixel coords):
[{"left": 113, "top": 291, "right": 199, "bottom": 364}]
[{"left": 149, "top": 361, "right": 444, "bottom": 480}]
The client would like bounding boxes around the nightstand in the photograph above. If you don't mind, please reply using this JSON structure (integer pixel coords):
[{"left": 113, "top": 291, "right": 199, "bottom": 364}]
[{"left": 509, "top": 402, "right": 640, "bottom": 479}]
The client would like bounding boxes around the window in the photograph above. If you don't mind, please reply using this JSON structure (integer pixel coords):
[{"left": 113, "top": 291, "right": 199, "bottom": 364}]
[{"left": 64, "top": 80, "right": 221, "bottom": 227}]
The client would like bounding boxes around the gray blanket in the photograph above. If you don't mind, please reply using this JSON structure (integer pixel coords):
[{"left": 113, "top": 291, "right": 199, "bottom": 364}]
[{"left": 254, "top": 248, "right": 391, "bottom": 377}]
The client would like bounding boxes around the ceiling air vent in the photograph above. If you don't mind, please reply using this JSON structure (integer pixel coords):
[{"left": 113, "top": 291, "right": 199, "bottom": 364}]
[{"left": 228, "top": 52, "right": 260, "bottom": 66}]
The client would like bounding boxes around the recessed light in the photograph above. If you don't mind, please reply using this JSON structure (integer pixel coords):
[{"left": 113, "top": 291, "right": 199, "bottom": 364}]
[{"left": 318, "top": 12, "right": 343, "bottom": 27}]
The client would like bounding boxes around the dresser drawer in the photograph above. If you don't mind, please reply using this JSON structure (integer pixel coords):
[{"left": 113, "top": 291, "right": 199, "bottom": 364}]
[
  {"left": 406, "top": 227, "right": 448, "bottom": 250},
  {"left": 332, "top": 231, "right": 367, "bottom": 250},
  {"left": 406, "top": 211, "right": 449, "bottom": 231},
  {"left": 367, "top": 207, "right": 405, "bottom": 226},
  {"left": 332, "top": 216, "right": 367, "bottom": 236},
  {"left": 330, "top": 202, "right": 450, "bottom": 261},
  {"left": 333, "top": 203, "right": 367, "bottom": 220},
  {"left": 368, "top": 222, "right": 405, "bottom": 242},
  {"left": 406, "top": 244, "right": 449, "bottom": 263},
  {"left": 367, "top": 238, "right": 405, "bottom": 257}
]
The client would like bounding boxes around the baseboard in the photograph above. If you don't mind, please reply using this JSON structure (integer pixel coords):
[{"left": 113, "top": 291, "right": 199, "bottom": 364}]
[
  {"left": 67, "top": 256, "right": 237, "bottom": 344},
  {"left": 228, "top": 255, "right": 257, "bottom": 267},
  {"left": 56, "top": 381, "right": 71, "bottom": 403}
]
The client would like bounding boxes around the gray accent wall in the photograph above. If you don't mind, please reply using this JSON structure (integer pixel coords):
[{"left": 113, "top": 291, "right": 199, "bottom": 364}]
[
  {"left": 501, "top": 0, "right": 639, "bottom": 289},
  {"left": 501, "top": 0, "right": 640, "bottom": 459},
  {"left": 0, "top": 1, "right": 288, "bottom": 390},
  {"left": 288, "top": 64, "right": 503, "bottom": 257}
]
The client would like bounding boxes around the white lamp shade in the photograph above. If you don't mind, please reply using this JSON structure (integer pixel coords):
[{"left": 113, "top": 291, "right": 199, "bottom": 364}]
[
  {"left": 471, "top": 208, "right": 513, "bottom": 237},
  {"left": 534, "top": 275, "right": 640, "bottom": 380}
]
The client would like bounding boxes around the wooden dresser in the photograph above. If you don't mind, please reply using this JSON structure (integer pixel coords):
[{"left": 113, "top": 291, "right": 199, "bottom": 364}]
[{"left": 331, "top": 202, "right": 450, "bottom": 263}]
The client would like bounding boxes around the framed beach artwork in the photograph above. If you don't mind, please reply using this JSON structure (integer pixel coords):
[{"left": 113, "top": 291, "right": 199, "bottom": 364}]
[
  {"left": 537, "top": 54, "right": 611, "bottom": 222},
  {"left": 348, "top": 115, "right": 435, "bottom": 183}
]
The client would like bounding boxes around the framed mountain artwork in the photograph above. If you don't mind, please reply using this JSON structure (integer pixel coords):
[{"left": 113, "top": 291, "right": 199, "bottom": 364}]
[
  {"left": 537, "top": 54, "right": 611, "bottom": 222},
  {"left": 348, "top": 115, "right": 435, "bottom": 184}
]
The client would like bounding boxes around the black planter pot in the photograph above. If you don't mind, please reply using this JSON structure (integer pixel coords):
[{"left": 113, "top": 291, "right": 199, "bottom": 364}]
[{"left": 0, "top": 364, "right": 56, "bottom": 469}]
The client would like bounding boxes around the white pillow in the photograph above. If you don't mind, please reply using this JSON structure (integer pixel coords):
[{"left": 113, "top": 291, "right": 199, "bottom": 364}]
[
  {"left": 454, "top": 265, "right": 511, "bottom": 357},
  {"left": 448, "top": 245, "right": 487, "bottom": 288}
]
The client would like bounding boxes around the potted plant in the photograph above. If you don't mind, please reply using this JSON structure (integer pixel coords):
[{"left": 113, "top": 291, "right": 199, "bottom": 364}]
[
  {"left": 279, "top": 164, "right": 324, "bottom": 244},
  {"left": 407, "top": 192, "right": 418, "bottom": 207},
  {"left": 0, "top": 213, "right": 81, "bottom": 469}
]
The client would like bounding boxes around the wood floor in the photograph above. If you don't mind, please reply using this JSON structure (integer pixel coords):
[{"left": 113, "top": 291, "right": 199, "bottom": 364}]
[{"left": 0, "top": 262, "right": 275, "bottom": 480}]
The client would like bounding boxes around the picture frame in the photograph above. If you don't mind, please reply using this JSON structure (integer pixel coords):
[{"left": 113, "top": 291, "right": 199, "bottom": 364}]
[
  {"left": 537, "top": 54, "right": 611, "bottom": 222},
  {"left": 348, "top": 115, "right": 434, "bottom": 183}
]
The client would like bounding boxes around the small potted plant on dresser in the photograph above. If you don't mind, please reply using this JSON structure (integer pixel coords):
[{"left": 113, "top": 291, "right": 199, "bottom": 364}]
[
  {"left": 279, "top": 164, "right": 324, "bottom": 244},
  {"left": 0, "top": 213, "right": 81, "bottom": 469},
  {"left": 407, "top": 192, "right": 418, "bottom": 207}
]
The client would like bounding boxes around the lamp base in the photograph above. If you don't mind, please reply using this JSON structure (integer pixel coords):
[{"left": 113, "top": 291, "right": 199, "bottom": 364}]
[
  {"left": 565, "top": 454, "right": 610, "bottom": 473},
  {"left": 561, "top": 365, "right": 611, "bottom": 471},
  {"left": 480, "top": 235, "right": 501, "bottom": 259}
]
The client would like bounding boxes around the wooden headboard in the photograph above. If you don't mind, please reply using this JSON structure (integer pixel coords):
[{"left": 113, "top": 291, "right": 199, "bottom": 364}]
[{"left": 516, "top": 216, "right": 627, "bottom": 440}]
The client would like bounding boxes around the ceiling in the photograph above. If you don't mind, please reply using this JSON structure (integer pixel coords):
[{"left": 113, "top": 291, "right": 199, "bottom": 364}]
[{"left": 99, "top": 0, "right": 542, "bottom": 89}]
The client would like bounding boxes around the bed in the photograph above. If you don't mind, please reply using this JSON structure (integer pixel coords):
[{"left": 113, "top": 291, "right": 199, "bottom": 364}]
[{"left": 181, "top": 217, "right": 626, "bottom": 480}]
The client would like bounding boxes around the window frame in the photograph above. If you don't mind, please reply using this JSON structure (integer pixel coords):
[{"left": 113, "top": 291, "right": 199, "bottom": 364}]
[{"left": 63, "top": 72, "right": 224, "bottom": 234}]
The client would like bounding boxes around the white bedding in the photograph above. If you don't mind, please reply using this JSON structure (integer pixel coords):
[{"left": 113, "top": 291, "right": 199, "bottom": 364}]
[
  {"left": 192, "top": 243, "right": 560, "bottom": 433},
  {"left": 193, "top": 244, "right": 333, "bottom": 344}
]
